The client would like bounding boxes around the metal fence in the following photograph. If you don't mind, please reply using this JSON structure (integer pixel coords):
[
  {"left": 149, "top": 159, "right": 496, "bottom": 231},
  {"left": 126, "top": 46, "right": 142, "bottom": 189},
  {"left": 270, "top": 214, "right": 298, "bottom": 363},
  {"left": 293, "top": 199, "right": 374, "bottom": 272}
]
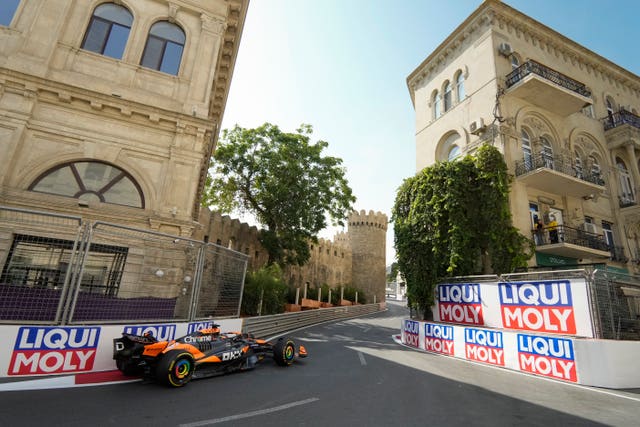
[
  {"left": 242, "top": 303, "right": 384, "bottom": 339},
  {"left": 0, "top": 206, "right": 248, "bottom": 325},
  {"left": 501, "top": 267, "right": 640, "bottom": 340}
]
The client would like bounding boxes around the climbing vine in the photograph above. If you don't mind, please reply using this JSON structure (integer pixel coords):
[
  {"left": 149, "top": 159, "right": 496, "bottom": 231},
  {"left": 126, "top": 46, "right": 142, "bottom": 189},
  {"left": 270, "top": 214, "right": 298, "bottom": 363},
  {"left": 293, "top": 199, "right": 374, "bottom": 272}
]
[{"left": 392, "top": 144, "right": 533, "bottom": 319}]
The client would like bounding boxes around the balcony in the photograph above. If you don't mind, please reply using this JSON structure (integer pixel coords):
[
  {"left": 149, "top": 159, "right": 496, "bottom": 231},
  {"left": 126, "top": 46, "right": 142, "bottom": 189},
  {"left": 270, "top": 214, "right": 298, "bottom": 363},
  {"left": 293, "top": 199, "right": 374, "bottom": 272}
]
[
  {"left": 515, "top": 153, "right": 605, "bottom": 197},
  {"left": 532, "top": 225, "right": 610, "bottom": 259},
  {"left": 603, "top": 109, "right": 640, "bottom": 131},
  {"left": 610, "top": 245, "right": 629, "bottom": 263},
  {"left": 505, "top": 60, "right": 592, "bottom": 116}
]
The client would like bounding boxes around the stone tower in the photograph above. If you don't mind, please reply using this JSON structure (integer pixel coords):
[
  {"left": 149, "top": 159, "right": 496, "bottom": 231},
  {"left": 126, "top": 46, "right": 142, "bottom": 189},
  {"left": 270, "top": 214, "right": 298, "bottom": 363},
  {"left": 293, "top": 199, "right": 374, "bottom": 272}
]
[{"left": 348, "top": 210, "right": 388, "bottom": 303}]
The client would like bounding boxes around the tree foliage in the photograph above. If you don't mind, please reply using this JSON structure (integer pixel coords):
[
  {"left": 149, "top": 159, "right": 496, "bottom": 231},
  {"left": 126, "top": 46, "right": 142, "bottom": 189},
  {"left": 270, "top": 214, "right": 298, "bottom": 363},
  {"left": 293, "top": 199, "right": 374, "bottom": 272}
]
[
  {"left": 241, "top": 265, "right": 289, "bottom": 316},
  {"left": 203, "top": 123, "right": 355, "bottom": 266},
  {"left": 387, "top": 262, "right": 399, "bottom": 282},
  {"left": 391, "top": 144, "right": 532, "bottom": 319}
]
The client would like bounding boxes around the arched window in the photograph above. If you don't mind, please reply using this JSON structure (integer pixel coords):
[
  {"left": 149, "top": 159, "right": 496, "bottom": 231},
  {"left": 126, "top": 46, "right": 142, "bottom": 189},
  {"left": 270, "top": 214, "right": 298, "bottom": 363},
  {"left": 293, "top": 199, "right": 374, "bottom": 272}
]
[
  {"left": 0, "top": 0, "right": 20, "bottom": 26},
  {"left": 522, "top": 130, "right": 532, "bottom": 170},
  {"left": 30, "top": 161, "right": 144, "bottom": 208},
  {"left": 433, "top": 90, "right": 441, "bottom": 119},
  {"left": 456, "top": 71, "right": 465, "bottom": 102},
  {"left": 444, "top": 81, "right": 452, "bottom": 112},
  {"left": 440, "top": 133, "right": 461, "bottom": 162},
  {"left": 617, "top": 158, "right": 634, "bottom": 203},
  {"left": 81, "top": 3, "right": 133, "bottom": 60},
  {"left": 540, "top": 137, "right": 554, "bottom": 169},
  {"left": 448, "top": 145, "right": 461, "bottom": 161},
  {"left": 141, "top": 21, "right": 185, "bottom": 75}
]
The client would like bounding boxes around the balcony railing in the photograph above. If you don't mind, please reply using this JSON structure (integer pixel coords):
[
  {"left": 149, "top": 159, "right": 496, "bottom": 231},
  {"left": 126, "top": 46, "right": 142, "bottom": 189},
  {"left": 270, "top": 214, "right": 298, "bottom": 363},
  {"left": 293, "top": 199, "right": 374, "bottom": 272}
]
[
  {"left": 610, "top": 245, "right": 628, "bottom": 263},
  {"left": 515, "top": 153, "right": 605, "bottom": 186},
  {"left": 532, "top": 224, "right": 608, "bottom": 252},
  {"left": 602, "top": 109, "right": 640, "bottom": 131},
  {"left": 506, "top": 59, "right": 591, "bottom": 98}
]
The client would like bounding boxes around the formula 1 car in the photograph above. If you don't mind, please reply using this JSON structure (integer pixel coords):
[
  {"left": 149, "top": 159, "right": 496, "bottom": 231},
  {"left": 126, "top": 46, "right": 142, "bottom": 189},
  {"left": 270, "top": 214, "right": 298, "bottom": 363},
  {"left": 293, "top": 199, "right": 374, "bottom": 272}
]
[{"left": 113, "top": 325, "right": 307, "bottom": 387}]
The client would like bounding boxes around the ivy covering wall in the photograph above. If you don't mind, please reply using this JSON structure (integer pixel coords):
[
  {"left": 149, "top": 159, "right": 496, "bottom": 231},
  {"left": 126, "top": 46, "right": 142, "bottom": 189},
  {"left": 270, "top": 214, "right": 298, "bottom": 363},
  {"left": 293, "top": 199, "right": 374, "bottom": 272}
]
[{"left": 392, "top": 144, "right": 533, "bottom": 319}]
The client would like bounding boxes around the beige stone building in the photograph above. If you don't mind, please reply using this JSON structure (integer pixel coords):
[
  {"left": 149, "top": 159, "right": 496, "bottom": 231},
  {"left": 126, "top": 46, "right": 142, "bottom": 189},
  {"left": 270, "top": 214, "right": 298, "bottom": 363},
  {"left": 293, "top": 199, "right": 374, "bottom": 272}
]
[
  {"left": 0, "top": 0, "right": 247, "bottom": 234},
  {"left": 0, "top": 1, "right": 247, "bottom": 307},
  {"left": 407, "top": 0, "right": 640, "bottom": 272}
]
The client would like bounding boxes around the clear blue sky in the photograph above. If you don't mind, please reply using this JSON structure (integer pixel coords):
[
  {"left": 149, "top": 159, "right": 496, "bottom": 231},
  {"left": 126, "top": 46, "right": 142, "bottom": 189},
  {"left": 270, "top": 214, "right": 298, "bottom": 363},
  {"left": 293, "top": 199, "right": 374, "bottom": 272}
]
[{"left": 220, "top": 0, "right": 640, "bottom": 265}]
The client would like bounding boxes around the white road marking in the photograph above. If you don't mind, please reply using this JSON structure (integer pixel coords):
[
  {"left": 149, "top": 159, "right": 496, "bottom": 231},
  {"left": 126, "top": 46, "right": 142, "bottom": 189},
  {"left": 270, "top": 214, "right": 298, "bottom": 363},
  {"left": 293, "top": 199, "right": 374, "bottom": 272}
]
[
  {"left": 296, "top": 337, "right": 328, "bottom": 342},
  {"left": 358, "top": 351, "right": 367, "bottom": 366},
  {"left": 178, "top": 397, "right": 320, "bottom": 427}
]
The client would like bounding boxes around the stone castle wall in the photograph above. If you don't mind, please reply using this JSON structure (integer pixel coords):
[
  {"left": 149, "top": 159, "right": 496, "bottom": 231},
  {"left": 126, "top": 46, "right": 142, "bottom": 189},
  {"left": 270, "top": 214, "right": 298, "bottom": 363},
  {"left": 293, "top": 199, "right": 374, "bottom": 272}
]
[
  {"left": 348, "top": 210, "right": 388, "bottom": 304},
  {"left": 197, "top": 208, "right": 388, "bottom": 300}
]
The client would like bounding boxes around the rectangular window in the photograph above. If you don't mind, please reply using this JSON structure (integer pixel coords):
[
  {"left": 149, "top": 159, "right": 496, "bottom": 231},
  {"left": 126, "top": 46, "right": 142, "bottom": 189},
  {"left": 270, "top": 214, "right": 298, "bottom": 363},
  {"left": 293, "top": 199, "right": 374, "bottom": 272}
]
[
  {"left": 103, "top": 23, "right": 130, "bottom": 59},
  {"left": 1, "top": 234, "right": 127, "bottom": 296},
  {"left": 0, "top": 0, "right": 20, "bottom": 27},
  {"left": 83, "top": 19, "right": 110, "bottom": 53},
  {"left": 141, "top": 36, "right": 164, "bottom": 70},
  {"left": 160, "top": 41, "right": 183, "bottom": 75}
]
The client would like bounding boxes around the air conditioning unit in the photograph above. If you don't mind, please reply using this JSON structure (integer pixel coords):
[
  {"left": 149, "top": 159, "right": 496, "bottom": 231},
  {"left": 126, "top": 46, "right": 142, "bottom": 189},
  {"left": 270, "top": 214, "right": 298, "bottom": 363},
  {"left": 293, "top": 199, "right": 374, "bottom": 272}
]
[
  {"left": 582, "top": 222, "right": 598, "bottom": 234},
  {"left": 469, "top": 118, "right": 485, "bottom": 135},
  {"left": 498, "top": 42, "right": 513, "bottom": 57}
]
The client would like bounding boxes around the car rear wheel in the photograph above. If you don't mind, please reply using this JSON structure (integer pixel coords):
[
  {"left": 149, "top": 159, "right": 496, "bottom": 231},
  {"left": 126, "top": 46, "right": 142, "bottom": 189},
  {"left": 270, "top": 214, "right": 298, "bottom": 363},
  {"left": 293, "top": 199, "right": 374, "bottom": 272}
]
[
  {"left": 156, "top": 350, "right": 195, "bottom": 387},
  {"left": 273, "top": 337, "right": 296, "bottom": 366}
]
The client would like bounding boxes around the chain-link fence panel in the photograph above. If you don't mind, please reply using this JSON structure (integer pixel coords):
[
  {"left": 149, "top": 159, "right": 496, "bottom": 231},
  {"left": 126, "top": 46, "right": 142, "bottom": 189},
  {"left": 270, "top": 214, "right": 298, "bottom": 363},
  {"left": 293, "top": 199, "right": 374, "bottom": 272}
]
[
  {"left": 194, "top": 243, "right": 248, "bottom": 319},
  {"left": 67, "top": 222, "right": 205, "bottom": 324},
  {"left": 0, "top": 206, "right": 84, "bottom": 323},
  {"left": 591, "top": 270, "right": 640, "bottom": 340}
]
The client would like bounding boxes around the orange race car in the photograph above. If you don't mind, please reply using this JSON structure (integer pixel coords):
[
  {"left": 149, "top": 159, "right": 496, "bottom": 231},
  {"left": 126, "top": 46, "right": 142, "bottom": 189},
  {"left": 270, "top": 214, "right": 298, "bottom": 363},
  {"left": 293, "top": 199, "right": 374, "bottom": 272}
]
[{"left": 113, "top": 325, "right": 307, "bottom": 387}]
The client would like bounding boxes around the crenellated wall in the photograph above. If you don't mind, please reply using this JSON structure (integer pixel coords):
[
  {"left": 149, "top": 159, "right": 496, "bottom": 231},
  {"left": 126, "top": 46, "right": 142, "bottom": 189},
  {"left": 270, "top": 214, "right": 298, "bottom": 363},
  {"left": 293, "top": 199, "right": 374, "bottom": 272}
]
[
  {"left": 348, "top": 210, "right": 388, "bottom": 303},
  {"left": 197, "top": 208, "right": 388, "bottom": 300}
]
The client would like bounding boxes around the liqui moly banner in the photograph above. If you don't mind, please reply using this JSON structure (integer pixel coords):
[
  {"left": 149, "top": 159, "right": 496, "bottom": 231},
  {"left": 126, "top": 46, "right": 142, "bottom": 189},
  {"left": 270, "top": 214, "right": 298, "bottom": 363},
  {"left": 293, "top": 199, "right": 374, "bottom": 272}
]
[
  {"left": 123, "top": 324, "right": 176, "bottom": 341},
  {"left": 424, "top": 323, "right": 455, "bottom": 355},
  {"left": 499, "top": 280, "right": 577, "bottom": 335},
  {"left": 436, "top": 283, "right": 484, "bottom": 326},
  {"left": 402, "top": 320, "right": 420, "bottom": 348},
  {"left": 8, "top": 326, "right": 101, "bottom": 375},
  {"left": 464, "top": 328, "right": 504, "bottom": 366},
  {"left": 517, "top": 333, "right": 577, "bottom": 382}
]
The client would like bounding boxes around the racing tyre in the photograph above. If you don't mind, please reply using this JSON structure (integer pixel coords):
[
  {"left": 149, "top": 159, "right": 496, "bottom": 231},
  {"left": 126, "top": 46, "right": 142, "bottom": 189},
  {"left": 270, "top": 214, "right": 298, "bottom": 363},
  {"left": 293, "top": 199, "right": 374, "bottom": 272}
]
[
  {"left": 156, "top": 350, "right": 195, "bottom": 387},
  {"left": 273, "top": 337, "right": 296, "bottom": 366},
  {"left": 116, "top": 359, "right": 140, "bottom": 376}
]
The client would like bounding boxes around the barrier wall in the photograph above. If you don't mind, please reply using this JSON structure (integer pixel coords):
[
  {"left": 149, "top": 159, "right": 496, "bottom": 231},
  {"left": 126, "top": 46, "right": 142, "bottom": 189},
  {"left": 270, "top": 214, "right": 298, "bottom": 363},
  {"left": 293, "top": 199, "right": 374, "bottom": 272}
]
[
  {"left": 402, "top": 277, "right": 640, "bottom": 388},
  {"left": 434, "top": 279, "right": 594, "bottom": 337},
  {"left": 0, "top": 319, "right": 242, "bottom": 378},
  {"left": 400, "top": 319, "right": 640, "bottom": 389}
]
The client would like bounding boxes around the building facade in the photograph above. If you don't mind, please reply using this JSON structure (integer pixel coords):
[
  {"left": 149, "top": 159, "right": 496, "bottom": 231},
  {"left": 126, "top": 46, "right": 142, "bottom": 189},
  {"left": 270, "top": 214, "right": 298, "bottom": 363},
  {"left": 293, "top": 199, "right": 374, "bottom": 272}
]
[
  {"left": 0, "top": 1, "right": 248, "bottom": 305},
  {"left": 407, "top": 0, "right": 640, "bottom": 272},
  {"left": 0, "top": 0, "right": 247, "bottom": 233}
]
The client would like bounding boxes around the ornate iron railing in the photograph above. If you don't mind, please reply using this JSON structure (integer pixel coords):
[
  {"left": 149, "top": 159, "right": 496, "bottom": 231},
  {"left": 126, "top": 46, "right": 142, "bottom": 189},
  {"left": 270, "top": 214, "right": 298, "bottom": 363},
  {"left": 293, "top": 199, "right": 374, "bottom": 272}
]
[
  {"left": 515, "top": 153, "right": 605, "bottom": 186},
  {"left": 602, "top": 109, "right": 640, "bottom": 131},
  {"left": 609, "top": 245, "right": 628, "bottom": 263},
  {"left": 505, "top": 59, "right": 591, "bottom": 98},
  {"left": 531, "top": 224, "right": 609, "bottom": 252}
]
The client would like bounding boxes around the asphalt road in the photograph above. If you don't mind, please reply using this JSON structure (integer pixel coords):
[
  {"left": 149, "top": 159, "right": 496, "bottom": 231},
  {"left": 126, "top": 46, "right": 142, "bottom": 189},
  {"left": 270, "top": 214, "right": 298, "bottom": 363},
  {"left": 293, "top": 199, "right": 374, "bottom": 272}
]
[{"left": 1, "top": 301, "right": 639, "bottom": 427}]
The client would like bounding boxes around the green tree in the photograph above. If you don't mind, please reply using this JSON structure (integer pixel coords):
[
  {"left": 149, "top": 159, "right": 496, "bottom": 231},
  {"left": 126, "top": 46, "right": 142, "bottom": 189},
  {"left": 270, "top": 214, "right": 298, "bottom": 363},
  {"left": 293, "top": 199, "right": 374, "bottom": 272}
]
[
  {"left": 241, "top": 265, "right": 289, "bottom": 316},
  {"left": 203, "top": 123, "right": 355, "bottom": 266},
  {"left": 387, "top": 262, "right": 399, "bottom": 282},
  {"left": 391, "top": 144, "right": 532, "bottom": 319}
]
